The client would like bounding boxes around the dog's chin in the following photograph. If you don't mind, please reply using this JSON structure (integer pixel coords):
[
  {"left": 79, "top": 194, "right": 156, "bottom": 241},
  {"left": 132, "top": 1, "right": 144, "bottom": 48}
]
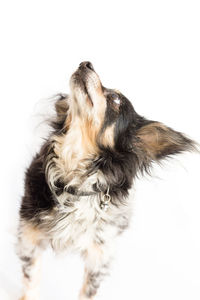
[
  {"left": 69, "top": 63, "right": 106, "bottom": 118},
  {"left": 70, "top": 71, "right": 94, "bottom": 107}
]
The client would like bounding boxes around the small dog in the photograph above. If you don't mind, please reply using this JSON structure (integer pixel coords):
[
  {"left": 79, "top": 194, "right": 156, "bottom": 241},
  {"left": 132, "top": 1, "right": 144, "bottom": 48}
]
[{"left": 17, "top": 62, "right": 195, "bottom": 300}]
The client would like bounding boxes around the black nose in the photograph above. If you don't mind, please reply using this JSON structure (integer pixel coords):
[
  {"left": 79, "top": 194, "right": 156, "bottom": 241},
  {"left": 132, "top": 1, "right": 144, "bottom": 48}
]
[{"left": 79, "top": 61, "right": 94, "bottom": 71}]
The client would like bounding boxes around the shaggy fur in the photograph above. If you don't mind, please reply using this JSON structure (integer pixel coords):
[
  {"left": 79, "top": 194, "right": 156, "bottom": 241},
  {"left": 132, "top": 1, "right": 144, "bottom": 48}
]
[{"left": 17, "top": 61, "right": 195, "bottom": 300}]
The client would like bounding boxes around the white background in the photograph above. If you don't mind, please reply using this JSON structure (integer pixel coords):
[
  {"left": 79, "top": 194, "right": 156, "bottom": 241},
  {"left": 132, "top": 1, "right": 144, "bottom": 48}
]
[{"left": 0, "top": 0, "right": 200, "bottom": 299}]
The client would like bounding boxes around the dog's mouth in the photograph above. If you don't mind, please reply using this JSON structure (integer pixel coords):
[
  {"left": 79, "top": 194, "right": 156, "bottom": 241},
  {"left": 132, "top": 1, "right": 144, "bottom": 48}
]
[{"left": 70, "top": 62, "right": 103, "bottom": 107}]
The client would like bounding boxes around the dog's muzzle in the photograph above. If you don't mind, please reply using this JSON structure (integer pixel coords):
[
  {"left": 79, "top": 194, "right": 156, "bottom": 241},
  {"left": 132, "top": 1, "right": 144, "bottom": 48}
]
[{"left": 70, "top": 62, "right": 103, "bottom": 105}]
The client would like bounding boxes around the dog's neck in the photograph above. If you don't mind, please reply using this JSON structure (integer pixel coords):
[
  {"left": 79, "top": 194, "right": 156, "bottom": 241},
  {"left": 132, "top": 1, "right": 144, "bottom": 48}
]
[{"left": 54, "top": 116, "right": 99, "bottom": 172}]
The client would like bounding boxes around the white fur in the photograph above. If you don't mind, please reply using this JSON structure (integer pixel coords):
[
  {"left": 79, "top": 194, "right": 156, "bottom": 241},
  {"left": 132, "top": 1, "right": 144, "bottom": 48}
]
[{"left": 39, "top": 191, "right": 131, "bottom": 254}]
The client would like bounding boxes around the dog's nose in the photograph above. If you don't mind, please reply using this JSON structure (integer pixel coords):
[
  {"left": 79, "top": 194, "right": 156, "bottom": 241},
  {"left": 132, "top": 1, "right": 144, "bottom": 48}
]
[{"left": 79, "top": 61, "right": 94, "bottom": 71}]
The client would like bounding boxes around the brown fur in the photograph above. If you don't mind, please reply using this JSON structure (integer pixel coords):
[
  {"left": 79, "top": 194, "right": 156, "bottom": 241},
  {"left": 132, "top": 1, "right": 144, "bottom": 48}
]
[{"left": 137, "top": 122, "right": 194, "bottom": 160}]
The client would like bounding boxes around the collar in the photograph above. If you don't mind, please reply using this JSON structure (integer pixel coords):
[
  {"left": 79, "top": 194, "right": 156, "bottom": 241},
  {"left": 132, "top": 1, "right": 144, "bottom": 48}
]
[
  {"left": 65, "top": 186, "right": 97, "bottom": 197},
  {"left": 65, "top": 186, "right": 111, "bottom": 211}
]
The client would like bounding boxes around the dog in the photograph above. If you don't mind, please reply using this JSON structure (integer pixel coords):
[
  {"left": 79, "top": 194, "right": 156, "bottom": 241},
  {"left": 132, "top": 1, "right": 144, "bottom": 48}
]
[{"left": 17, "top": 61, "right": 195, "bottom": 300}]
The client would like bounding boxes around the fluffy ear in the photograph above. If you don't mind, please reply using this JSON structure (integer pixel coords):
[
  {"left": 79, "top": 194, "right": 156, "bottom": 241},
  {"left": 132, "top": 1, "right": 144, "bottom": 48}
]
[
  {"left": 136, "top": 121, "right": 196, "bottom": 161},
  {"left": 50, "top": 94, "right": 70, "bottom": 131},
  {"left": 54, "top": 93, "right": 69, "bottom": 116}
]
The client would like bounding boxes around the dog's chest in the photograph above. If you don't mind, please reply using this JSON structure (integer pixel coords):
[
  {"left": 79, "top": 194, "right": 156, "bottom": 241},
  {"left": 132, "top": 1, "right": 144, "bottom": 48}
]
[{"left": 49, "top": 195, "right": 121, "bottom": 253}]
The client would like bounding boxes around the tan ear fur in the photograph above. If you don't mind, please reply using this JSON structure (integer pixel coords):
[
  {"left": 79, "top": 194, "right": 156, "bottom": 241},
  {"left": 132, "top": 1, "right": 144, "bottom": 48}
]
[
  {"left": 55, "top": 96, "right": 69, "bottom": 116},
  {"left": 137, "top": 122, "right": 194, "bottom": 160}
]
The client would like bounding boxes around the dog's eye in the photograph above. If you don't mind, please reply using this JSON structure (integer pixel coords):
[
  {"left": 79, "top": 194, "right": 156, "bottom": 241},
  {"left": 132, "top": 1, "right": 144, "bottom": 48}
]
[{"left": 110, "top": 93, "right": 121, "bottom": 105}]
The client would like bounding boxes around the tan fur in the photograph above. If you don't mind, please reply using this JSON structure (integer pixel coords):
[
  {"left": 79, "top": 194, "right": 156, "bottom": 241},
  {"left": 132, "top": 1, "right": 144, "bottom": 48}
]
[
  {"left": 99, "top": 124, "right": 115, "bottom": 148},
  {"left": 20, "top": 222, "right": 42, "bottom": 246},
  {"left": 54, "top": 116, "right": 99, "bottom": 173},
  {"left": 137, "top": 122, "right": 182, "bottom": 159}
]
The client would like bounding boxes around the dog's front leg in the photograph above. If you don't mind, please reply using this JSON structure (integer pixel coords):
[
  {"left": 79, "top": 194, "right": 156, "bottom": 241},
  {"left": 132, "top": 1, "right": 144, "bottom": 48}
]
[
  {"left": 79, "top": 243, "right": 113, "bottom": 300},
  {"left": 17, "top": 220, "right": 44, "bottom": 300}
]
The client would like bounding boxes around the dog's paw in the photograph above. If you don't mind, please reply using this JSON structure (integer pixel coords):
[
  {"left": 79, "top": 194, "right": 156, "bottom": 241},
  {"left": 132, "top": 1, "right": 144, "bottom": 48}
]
[
  {"left": 19, "top": 295, "right": 39, "bottom": 300},
  {"left": 79, "top": 293, "right": 94, "bottom": 300},
  {"left": 79, "top": 297, "right": 94, "bottom": 300}
]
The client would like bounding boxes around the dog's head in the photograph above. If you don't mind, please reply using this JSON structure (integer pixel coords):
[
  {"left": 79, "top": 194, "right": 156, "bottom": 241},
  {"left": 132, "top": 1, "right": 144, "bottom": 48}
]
[
  {"left": 67, "top": 61, "right": 195, "bottom": 164},
  {"left": 69, "top": 61, "right": 140, "bottom": 150},
  {"left": 50, "top": 62, "right": 197, "bottom": 197}
]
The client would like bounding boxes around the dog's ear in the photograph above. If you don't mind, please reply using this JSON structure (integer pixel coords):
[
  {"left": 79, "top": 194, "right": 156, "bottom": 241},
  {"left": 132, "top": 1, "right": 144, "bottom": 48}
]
[
  {"left": 51, "top": 94, "right": 69, "bottom": 131},
  {"left": 136, "top": 121, "right": 195, "bottom": 161},
  {"left": 55, "top": 94, "right": 69, "bottom": 116}
]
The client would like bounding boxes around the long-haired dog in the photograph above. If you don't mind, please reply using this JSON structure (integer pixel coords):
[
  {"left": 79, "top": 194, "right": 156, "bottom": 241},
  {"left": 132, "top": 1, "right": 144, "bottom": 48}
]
[{"left": 17, "top": 62, "right": 195, "bottom": 300}]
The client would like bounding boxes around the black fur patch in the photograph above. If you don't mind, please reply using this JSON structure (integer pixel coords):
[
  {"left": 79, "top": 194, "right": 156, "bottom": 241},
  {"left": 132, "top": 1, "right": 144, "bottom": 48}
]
[{"left": 20, "top": 142, "right": 55, "bottom": 221}]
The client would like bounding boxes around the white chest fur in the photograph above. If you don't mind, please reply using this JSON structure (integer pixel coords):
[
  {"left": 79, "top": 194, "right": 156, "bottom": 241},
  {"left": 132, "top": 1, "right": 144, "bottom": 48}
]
[{"left": 42, "top": 194, "right": 131, "bottom": 254}]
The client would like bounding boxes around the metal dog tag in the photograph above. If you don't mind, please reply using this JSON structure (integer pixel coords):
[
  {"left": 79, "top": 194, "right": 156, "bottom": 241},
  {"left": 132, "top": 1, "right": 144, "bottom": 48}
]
[{"left": 100, "top": 188, "right": 111, "bottom": 211}]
